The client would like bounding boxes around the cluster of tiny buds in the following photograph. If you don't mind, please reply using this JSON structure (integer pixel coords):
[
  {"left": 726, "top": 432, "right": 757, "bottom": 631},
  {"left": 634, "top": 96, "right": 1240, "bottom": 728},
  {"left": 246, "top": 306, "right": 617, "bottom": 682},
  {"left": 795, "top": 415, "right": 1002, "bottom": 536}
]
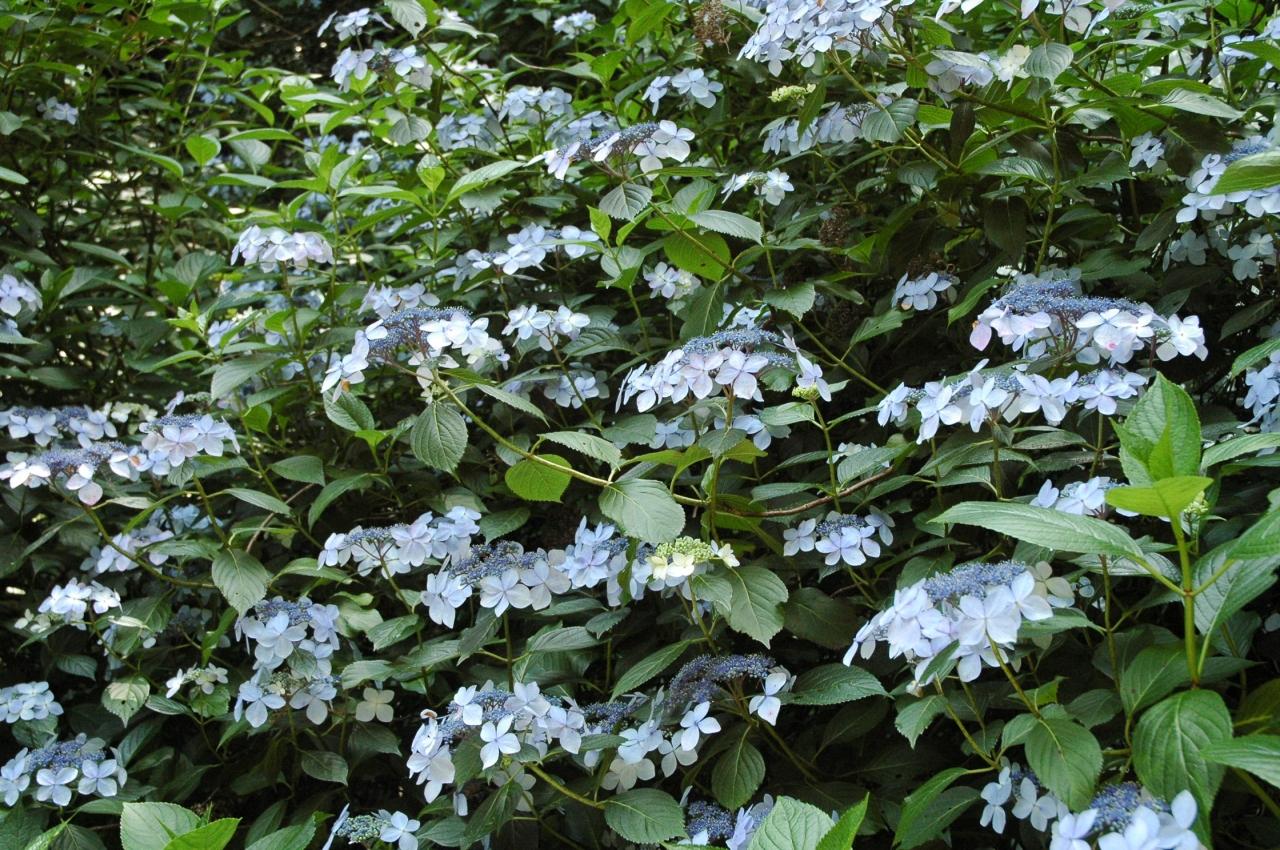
[{"left": 666, "top": 653, "right": 774, "bottom": 707}]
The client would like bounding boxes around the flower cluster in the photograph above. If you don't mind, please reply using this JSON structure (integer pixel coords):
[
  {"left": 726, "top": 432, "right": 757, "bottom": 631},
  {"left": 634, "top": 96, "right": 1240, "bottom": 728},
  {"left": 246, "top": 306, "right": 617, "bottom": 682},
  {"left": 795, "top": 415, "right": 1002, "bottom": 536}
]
[
  {"left": 878, "top": 364, "right": 1147, "bottom": 442},
  {"left": 783, "top": 511, "right": 894, "bottom": 568},
  {"left": 722, "top": 170, "right": 794, "bottom": 206},
  {"left": 979, "top": 763, "right": 1067, "bottom": 835},
  {"left": 359, "top": 282, "right": 440, "bottom": 318},
  {"left": 641, "top": 536, "right": 739, "bottom": 583},
  {"left": 552, "top": 11, "right": 595, "bottom": 38},
  {"left": 538, "top": 121, "right": 696, "bottom": 179},
  {"left": 0, "top": 682, "right": 63, "bottom": 724},
  {"left": 892, "top": 269, "right": 958, "bottom": 311},
  {"left": 970, "top": 270, "right": 1207, "bottom": 365},
  {"left": 761, "top": 101, "right": 878, "bottom": 156},
  {"left": 232, "top": 597, "right": 342, "bottom": 727},
  {"left": 331, "top": 809, "right": 421, "bottom": 850},
  {"left": 0, "top": 410, "right": 239, "bottom": 504},
  {"left": 38, "top": 97, "right": 78, "bottom": 125},
  {"left": 1048, "top": 783, "right": 1200, "bottom": 850},
  {"left": 1032, "top": 477, "right": 1134, "bottom": 518},
  {"left": 461, "top": 224, "right": 600, "bottom": 277},
  {"left": 1243, "top": 350, "right": 1280, "bottom": 434},
  {"left": 646, "top": 262, "right": 701, "bottom": 302},
  {"left": 845, "top": 561, "right": 1071, "bottom": 687},
  {"left": 164, "top": 665, "right": 229, "bottom": 699},
  {"left": 618, "top": 328, "right": 826, "bottom": 412},
  {"left": 503, "top": 304, "right": 591, "bottom": 350},
  {"left": 0, "top": 405, "right": 117, "bottom": 447},
  {"left": 739, "top": 0, "right": 902, "bottom": 75},
  {"left": 0, "top": 736, "right": 125, "bottom": 807},
  {"left": 0, "top": 272, "right": 41, "bottom": 321},
  {"left": 322, "top": 306, "right": 503, "bottom": 395},
  {"left": 16, "top": 579, "right": 122, "bottom": 636},
  {"left": 319, "top": 507, "right": 480, "bottom": 578},
  {"left": 925, "top": 46, "right": 1032, "bottom": 91},
  {"left": 644, "top": 68, "right": 724, "bottom": 111},
  {"left": 1177, "top": 135, "right": 1280, "bottom": 223},
  {"left": 406, "top": 680, "right": 634, "bottom": 802},
  {"left": 687, "top": 797, "right": 779, "bottom": 850},
  {"left": 230, "top": 225, "right": 335, "bottom": 272}
]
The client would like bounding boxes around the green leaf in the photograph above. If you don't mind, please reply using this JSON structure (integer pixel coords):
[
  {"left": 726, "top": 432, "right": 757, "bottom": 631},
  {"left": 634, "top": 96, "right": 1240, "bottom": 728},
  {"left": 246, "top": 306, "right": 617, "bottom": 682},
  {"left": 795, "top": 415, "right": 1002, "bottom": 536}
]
[
  {"left": 1105, "top": 476, "right": 1211, "bottom": 519},
  {"left": 446, "top": 160, "right": 524, "bottom": 202},
  {"left": 784, "top": 587, "right": 857, "bottom": 649},
  {"left": 790, "top": 664, "right": 886, "bottom": 706},
  {"left": 464, "top": 780, "right": 522, "bottom": 845},
  {"left": 244, "top": 823, "right": 317, "bottom": 850},
  {"left": 21, "top": 825, "right": 65, "bottom": 850},
  {"left": 935, "top": 502, "right": 1142, "bottom": 558},
  {"left": 611, "top": 640, "right": 696, "bottom": 699},
  {"left": 411, "top": 404, "right": 468, "bottom": 472},
  {"left": 1115, "top": 374, "right": 1201, "bottom": 483},
  {"left": 0, "top": 166, "right": 28, "bottom": 185},
  {"left": 861, "top": 99, "right": 919, "bottom": 144},
  {"left": 505, "top": 454, "right": 572, "bottom": 502},
  {"left": 162, "top": 819, "right": 240, "bottom": 850},
  {"left": 1201, "top": 735, "right": 1280, "bottom": 789},
  {"left": 542, "top": 430, "right": 622, "bottom": 467},
  {"left": 895, "top": 695, "right": 947, "bottom": 747},
  {"left": 763, "top": 282, "right": 816, "bottom": 318},
  {"left": 893, "top": 767, "right": 967, "bottom": 848},
  {"left": 604, "top": 789, "right": 684, "bottom": 844},
  {"left": 1025, "top": 42, "right": 1073, "bottom": 80},
  {"left": 103, "top": 675, "right": 151, "bottom": 726},
  {"left": 815, "top": 795, "right": 869, "bottom": 850},
  {"left": 1025, "top": 717, "right": 1102, "bottom": 809},
  {"left": 185, "top": 134, "right": 221, "bottom": 166},
  {"left": 300, "top": 750, "right": 348, "bottom": 784},
  {"left": 473, "top": 382, "right": 549, "bottom": 422},
  {"left": 210, "top": 354, "right": 276, "bottom": 400},
  {"left": 711, "top": 732, "right": 765, "bottom": 810},
  {"left": 224, "top": 488, "right": 292, "bottom": 515},
  {"left": 600, "top": 183, "right": 654, "bottom": 220},
  {"left": 387, "top": 0, "right": 430, "bottom": 35},
  {"left": 121, "top": 804, "right": 201, "bottom": 850},
  {"left": 1213, "top": 150, "right": 1280, "bottom": 194},
  {"left": 1223, "top": 508, "right": 1280, "bottom": 561},
  {"left": 1193, "top": 541, "right": 1280, "bottom": 643},
  {"left": 1158, "top": 88, "right": 1243, "bottom": 119},
  {"left": 1229, "top": 335, "right": 1280, "bottom": 378},
  {"left": 1133, "top": 689, "right": 1233, "bottom": 837},
  {"left": 368, "top": 614, "right": 420, "bottom": 651},
  {"left": 211, "top": 549, "right": 271, "bottom": 614},
  {"left": 722, "top": 564, "right": 788, "bottom": 647},
  {"left": 689, "top": 210, "right": 762, "bottom": 243},
  {"left": 599, "top": 479, "right": 684, "bottom": 543},
  {"left": 663, "top": 231, "right": 731, "bottom": 278},
  {"left": 750, "top": 796, "right": 832, "bottom": 850},
  {"left": 680, "top": 282, "right": 724, "bottom": 339},
  {"left": 1202, "top": 434, "right": 1280, "bottom": 468},
  {"left": 1121, "top": 645, "right": 1191, "bottom": 715},
  {"left": 589, "top": 205, "right": 612, "bottom": 241},
  {"left": 625, "top": 0, "right": 674, "bottom": 45},
  {"left": 308, "top": 473, "right": 375, "bottom": 527},
  {"left": 269, "top": 455, "right": 324, "bottom": 486},
  {"left": 324, "top": 393, "right": 375, "bottom": 432}
]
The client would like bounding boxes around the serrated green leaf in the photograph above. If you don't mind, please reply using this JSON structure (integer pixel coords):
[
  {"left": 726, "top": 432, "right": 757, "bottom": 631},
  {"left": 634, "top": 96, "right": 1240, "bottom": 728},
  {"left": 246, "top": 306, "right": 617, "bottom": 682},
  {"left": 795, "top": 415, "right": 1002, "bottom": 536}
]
[
  {"left": 599, "top": 479, "right": 684, "bottom": 543},
  {"left": 604, "top": 789, "right": 684, "bottom": 844},
  {"left": 411, "top": 404, "right": 468, "bottom": 472}
]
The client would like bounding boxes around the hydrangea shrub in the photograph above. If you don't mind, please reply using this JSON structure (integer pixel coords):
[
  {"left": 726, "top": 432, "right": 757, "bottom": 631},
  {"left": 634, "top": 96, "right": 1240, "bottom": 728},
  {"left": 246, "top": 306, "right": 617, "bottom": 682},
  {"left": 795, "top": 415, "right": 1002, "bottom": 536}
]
[{"left": 1, "top": 0, "right": 1279, "bottom": 848}]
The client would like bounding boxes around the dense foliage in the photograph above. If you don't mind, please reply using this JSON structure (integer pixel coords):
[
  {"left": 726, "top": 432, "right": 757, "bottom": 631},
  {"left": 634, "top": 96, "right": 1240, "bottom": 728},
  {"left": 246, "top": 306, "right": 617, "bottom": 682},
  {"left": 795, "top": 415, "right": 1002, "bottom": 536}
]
[{"left": 2, "top": 0, "right": 1280, "bottom": 848}]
